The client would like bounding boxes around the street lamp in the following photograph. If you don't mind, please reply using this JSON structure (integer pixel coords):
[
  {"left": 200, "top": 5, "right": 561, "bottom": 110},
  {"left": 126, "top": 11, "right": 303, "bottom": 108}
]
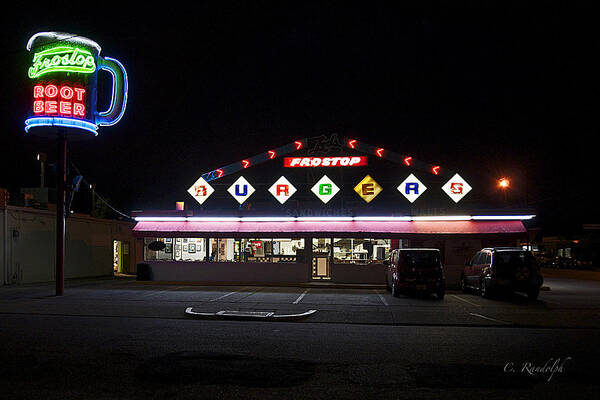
[
  {"left": 36, "top": 152, "right": 46, "bottom": 188},
  {"left": 498, "top": 177, "right": 510, "bottom": 206}
]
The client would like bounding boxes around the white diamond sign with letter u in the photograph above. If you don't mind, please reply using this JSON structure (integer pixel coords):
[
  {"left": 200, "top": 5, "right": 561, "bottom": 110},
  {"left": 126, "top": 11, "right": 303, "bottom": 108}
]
[{"left": 227, "top": 176, "right": 255, "bottom": 205}]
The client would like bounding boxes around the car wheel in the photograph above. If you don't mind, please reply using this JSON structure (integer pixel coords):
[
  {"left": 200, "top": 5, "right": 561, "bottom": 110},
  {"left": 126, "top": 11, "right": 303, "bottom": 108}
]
[
  {"left": 460, "top": 274, "right": 468, "bottom": 293},
  {"left": 480, "top": 278, "right": 491, "bottom": 299},
  {"left": 527, "top": 287, "right": 539, "bottom": 301},
  {"left": 391, "top": 277, "right": 400, "bottom": 298},
  {"left": 436, "top": 289, "right": 445, "bottom": 300}
]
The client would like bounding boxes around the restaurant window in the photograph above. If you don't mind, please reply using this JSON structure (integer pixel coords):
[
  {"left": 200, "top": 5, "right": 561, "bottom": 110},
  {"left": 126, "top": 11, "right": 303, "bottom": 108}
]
[
  {"left": 175, "top": 238, "right": 207, "bottom": 261},
  {"left": 312, "top": 238, "right": 331, "bottom": 257},
  {"left": 273, "top": 238, "right": 304, "bottom": 263},
  {"left": 333, "top": 238, "right": 391, "bottom": 264},
  {"left": 208, "top": 238, "right": 238, "bottom": 262},
  {"left": 144, "top": 237, "right": 174, "bottom": 261},
  {"left": 241, "top": 238, "right": 304, "bottom": 263}
]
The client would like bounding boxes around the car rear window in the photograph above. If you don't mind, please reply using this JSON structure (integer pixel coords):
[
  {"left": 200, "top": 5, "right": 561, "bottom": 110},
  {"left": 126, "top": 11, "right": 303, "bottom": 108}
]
[
  {"left": 494, "top": 251, "right": 536, "bottom": 268},
  {"left": 401, "top": 251, "right": 440, "bottom": 269}
]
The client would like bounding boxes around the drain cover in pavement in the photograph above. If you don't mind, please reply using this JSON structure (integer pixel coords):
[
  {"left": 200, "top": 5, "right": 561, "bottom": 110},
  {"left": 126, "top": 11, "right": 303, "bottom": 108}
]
[
  {"left": 185, "top": 307, "right": 317, "bottom": 321},
  {"left": 217, "top": 311, "right": 274, "bottom": 318}
]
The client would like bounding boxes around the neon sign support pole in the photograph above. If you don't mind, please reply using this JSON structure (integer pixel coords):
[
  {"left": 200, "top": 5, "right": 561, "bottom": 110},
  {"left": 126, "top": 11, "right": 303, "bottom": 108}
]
[{"left": 56, "top": 133, "right": 67, "bottom": 296}]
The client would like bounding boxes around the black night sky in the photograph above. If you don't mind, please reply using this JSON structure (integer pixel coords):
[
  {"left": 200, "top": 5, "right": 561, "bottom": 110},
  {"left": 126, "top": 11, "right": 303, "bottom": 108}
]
[{"left": 1, "top": 3, "right": 598, "bottom": 234}]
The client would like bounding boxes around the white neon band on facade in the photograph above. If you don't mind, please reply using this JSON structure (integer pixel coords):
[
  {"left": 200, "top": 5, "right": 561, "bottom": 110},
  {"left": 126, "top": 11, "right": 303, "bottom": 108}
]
[
  {"left": 353, "top": 216, "right": 412, "bottom": 221},
  {"left": 135, "top": 217, "right": 188, "bottom": 222},
  {"left": 296, "top": 217, "right": 355, "bottom": 221},
  {"left": 239, "top": 217, "right": 295, "bottom": 222},
  {"left": 411, "top": 215, "right": 472, "bottom": 221},
  {"left": 24, "top": 117, "right": 98, "bottom": 135},
  {"left": 186, "top": 217, "right": 243, "bottom": 222},
  {"left": 471, "top": 215, "right": 535, "bottom": 220},
  {"left": 134, "top": 215, "right": 535, "bottom": 222}
]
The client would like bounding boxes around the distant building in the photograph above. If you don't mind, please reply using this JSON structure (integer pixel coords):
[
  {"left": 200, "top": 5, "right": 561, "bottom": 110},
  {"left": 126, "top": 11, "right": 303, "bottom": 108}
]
[
  {"left": 1, "top": 189, "right": 136, "bottom": 285},
  {"left": 538, "top": 225, "right": 600, "bottom": 269}
]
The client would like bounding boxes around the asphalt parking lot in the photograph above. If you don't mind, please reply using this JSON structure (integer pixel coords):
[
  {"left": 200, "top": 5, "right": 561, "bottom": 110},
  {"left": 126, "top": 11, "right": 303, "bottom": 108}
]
[
  {"left": 1, "top": 276, "right": 599, "bottom": 328},
  {"left": 2, "top": 276, "right": 599, "bottom": 399}
]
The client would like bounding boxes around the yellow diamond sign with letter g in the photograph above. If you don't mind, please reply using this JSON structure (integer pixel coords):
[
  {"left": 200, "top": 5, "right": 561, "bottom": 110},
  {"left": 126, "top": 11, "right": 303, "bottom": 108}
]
[{"left": 354, "top": 175, "right": 382, "bottom": 203}]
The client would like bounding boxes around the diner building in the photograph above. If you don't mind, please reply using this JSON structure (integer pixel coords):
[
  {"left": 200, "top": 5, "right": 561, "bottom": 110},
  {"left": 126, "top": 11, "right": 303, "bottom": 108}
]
[{"left": 132, "top": 135, "right": 534, "bottom": 286}]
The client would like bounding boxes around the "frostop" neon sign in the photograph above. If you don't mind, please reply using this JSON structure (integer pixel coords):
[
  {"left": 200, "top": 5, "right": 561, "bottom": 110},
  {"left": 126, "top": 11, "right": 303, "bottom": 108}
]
[{"left": 24, "top": 32, "right": 127, "bottom": 138}]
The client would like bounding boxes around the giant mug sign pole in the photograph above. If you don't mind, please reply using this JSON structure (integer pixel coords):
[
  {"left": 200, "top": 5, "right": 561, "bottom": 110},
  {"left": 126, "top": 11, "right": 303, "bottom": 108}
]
[{"left": 25, "top": 32, "right": 128, "bottom": 295}]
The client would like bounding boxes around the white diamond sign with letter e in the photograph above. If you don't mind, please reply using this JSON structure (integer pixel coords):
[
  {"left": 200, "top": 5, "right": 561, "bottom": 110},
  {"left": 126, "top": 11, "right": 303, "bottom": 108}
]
[{"left": 441, "top": 173, "right": 472, "bottom": 203}]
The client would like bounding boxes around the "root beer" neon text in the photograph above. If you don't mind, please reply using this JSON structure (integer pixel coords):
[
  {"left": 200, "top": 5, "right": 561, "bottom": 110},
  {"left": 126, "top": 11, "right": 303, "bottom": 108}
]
[{"left": 32, "top": 84, "right": 86, "bottom": 118}]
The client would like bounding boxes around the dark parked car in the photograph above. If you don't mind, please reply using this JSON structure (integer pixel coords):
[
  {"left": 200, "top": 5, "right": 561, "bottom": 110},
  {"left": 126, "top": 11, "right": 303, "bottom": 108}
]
[
  {"left": 460, "top": 247, "right": 543, "bottom": 300},
  {"left": 385, "top": 248, "right": 445, "bottom": 299}
]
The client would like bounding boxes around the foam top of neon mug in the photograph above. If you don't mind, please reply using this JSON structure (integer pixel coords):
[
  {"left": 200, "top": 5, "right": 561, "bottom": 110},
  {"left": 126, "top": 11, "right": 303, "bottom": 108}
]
[{"left": 27, "top": 32, "right": 102, "bottom": 52}]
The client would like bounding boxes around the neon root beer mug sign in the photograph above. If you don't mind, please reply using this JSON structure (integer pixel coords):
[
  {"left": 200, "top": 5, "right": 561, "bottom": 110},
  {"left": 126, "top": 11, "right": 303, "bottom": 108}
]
[{"left": 24, "top": 32, "right": 128, "bottom": 138}]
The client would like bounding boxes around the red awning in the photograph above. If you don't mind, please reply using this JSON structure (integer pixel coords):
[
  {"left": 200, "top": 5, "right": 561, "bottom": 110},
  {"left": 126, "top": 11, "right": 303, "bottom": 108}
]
[{"left": 133, "top": 220, "right": 526, "bottom": 237}]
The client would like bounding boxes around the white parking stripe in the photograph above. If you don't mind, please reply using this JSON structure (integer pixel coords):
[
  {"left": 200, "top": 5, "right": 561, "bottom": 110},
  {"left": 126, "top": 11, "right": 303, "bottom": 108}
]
[
  {"left": 140, "top": 285, "right": 186, "bottom": 298},
  {"left": 210, "top": 292, "right": 237, "bottom": 302},
  {"left": 469, "top": 312, "right": 512, "bottom": 325},
  {"left": 374, "top": 290, "right": 389, "bottom": 306},
  {"left": 292, "top": 289, "right": 310, "bottom": 304},
  {"left": 210, "top": 287, "right": 247, "bottom": 302},
  {"left": 542, "top": 299, "right": 562, "bottom": 305},
  {"left": 450, "top": 294, "right": 481, "bottom": 307}
]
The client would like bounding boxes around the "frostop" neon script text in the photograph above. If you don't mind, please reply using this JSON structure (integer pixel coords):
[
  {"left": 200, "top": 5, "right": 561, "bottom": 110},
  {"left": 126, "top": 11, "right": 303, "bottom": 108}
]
[{"left": 28, "top": 46, "right": 96, "bottom": 79}]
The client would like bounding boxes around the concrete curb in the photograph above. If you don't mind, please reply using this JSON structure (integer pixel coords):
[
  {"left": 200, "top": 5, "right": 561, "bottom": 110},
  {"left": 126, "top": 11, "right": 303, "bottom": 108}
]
[
  {"left": 185, "top": 308, "right": 318, "bottom": 321},
  {"left": 541, "top": 268, "right": 600, "bottom": 281},
  {"left": 135, "top": 280, "right": 386, "bottom": 289}
]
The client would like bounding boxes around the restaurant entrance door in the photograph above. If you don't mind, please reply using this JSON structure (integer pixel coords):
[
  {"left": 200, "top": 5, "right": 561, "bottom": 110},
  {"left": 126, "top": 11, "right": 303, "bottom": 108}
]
[{"left": 311, "top": 238, "right": 331, "bottom": 280}]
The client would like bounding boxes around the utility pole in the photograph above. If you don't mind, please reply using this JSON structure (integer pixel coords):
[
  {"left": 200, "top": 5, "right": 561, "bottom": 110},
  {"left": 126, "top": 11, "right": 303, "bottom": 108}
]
[
  {"left": 56, "top": 135, "right": 67, "bottom": 296},
  {"left": 91, "top": 183, "right": 96, "bottom": 214}
]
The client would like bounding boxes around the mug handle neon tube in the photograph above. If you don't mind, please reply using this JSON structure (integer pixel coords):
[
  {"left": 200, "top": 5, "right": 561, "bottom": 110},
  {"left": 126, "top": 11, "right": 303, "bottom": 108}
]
[{"left": 95, "top": 56, "right": 128, "bottom": 126}]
